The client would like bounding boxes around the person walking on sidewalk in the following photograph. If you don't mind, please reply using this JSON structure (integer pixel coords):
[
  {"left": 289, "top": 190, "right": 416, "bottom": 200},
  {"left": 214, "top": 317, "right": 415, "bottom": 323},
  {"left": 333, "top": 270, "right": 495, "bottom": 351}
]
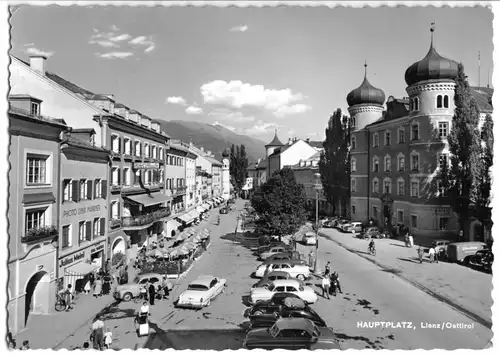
[
  {"left": 84, "top": 279, "right": 91, "bottom": 295},
  {"left": 148, "top": 282, "right": 156, "bottom": 305},
  {"left": 104, "top": 328, "right": 113, "bottom": 349},
  {"left": 321, "top": 275, "right": 330, "bottom": 299},
  {"left": 324, "top": 262, "right": 331, "bottom": 277},
  {"left": 90, "top": 317, "right": 105, "bottom": 350},
  {"left": 417, "top": 247, "right": 424, "bottom": 263},
  {"left": 64, "top": 284, "right": 74, "bottom": 311},
  {"left": 93, "top": 277, "right": 103, "bottom": 298},
  {"left": 429, "top": 246, "right": 436, "bottom": 263}
]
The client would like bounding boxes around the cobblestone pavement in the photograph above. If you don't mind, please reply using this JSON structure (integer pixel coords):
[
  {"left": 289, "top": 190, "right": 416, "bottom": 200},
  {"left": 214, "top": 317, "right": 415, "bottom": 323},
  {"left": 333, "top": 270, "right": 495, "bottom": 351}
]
[{"left": 317, "top": 227, "right": 493, "bottom": 328}]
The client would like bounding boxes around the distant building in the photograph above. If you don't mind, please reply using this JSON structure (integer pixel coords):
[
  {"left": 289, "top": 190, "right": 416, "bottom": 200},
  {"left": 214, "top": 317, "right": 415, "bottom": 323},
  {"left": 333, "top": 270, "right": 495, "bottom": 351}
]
[{"left": 268, "top": 137, "right": 318, "bottom": 178}]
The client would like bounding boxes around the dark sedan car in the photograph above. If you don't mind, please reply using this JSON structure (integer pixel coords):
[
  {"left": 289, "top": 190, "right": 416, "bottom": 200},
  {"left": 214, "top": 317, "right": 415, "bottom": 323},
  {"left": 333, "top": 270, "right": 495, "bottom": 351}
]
[
  {"left": 244, "top": 292, "right": 301, "bottom": 317},
  {"left": 220, "top": 207, "right": 229, "bottom": 214},
  {"left": 249, "top": 297, "right": 326, "bottom": 329},
  {"left": 243, "top": 318, "right": 341, "bottom": 350}
]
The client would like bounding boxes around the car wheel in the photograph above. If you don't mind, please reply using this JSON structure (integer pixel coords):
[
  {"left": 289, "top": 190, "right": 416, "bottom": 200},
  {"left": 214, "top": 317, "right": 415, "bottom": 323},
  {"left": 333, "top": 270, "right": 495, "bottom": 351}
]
[
  {"left": 297, "top": 274, "right": 305, "bottom": 281},
  {"left": 122, "top": 292, "right": 132, "bottom": 302},
  {"left": 206, "top": 298, "right": 211, "bottom": 306},
  {"left": 253, "top": 310, "right": 263, "bottom": 316}
]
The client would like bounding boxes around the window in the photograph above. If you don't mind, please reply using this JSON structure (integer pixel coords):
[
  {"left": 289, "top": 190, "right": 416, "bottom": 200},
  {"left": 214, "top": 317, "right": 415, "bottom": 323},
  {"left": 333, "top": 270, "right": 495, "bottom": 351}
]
[
  {"left": 135, "top": 141, "right": 141, "bottom": 157},
  {"left": 93, "top": 217, "right": 105, "bottom": 237},
  {"left": 26, "top": 154, "right": 48, "bottom": 185},
  {"left": 398, "top": 155, "right": 405, "bottom": 172},
  {"left": 94, "top": 179, "right": 102, "bottom": 198},
  {"left": 372, "top": 178, "right": 379, "bottom": 194},
  {"left": 372, "top": 206, "right": 378, "bottom": 219},
  {"left": 438, "top": 122, "right": 449, "bottom": 139},
  {"left": 411, "top": 180, "right": 419, "bottom": 198},
  {"left": 397, "top": 210, "right": 404, "bottom": 223},
  {"left": 30, "top": 102, "right": 40, "bottom": 115},
  {"left": 144, "top": 143, "right": 150, "bottom": 157},
  {"left": 159, "top": 170, "right": 164, "bottom": 183},
  {"left": 63, "top": 179, "right": 72, "bottom": 201},
  {"left": 159, "top": 148, "right": 164, "bottom": 160},
  {"left": 351, "top": 178, "right": 356, "bottom": 193},
  {"left": 80, "top": 179, "right": 88, "bottom": 200},
  {"left": 373, "top": 157, "right": 379, "bottom": 172},
  {"left": 110, "top": 201, "right": 119, "bottom": 219},
  {"left": 134, "top": 169, "right": 141, "bottom": 185},
  {"left": 385, "top": 132, "right": 391, "bottom": 146},
  {"left": 411, "top": 215, "right": 418, "bottom": 228},
  {"left": 439, "top": 217, "right": 449, "bottom": 230},
  {"left": 438, "top": 154, "right": 449, "bottom": 169},
  {"left": 414, "top": 97, "right": 419, "bottom": 111},
  {"left": 351, "top": 117, "right": 357, "bottom": 130},
  {"left": 398, "top": 128, "right": 405, "bottom": 143},
  {"left": 397, "top": 179, "right": 405, "bottom": 196},
  {"left": 411, "top": 124, "right": 419, "bottom": 140},
  {"left": 383, "top": 179, "right": 391, "bottom": 194},
  {"left": 61, "top": 225, "right": 71, "bottom": 249},
  {"left": 436, "top": 180, "right": 446, "bottom": 197},
  {"left": 152, "top": 145, "right": 157, "bottom": 159},
  {"left": 144, "top": 170, "right": 150, "bottom": 185},
  {"left": 351, "top": 158, "right": 356, "bottom": 172},
  {"left": 437, "top": 95, "right": 443, "bottom": 108},
  {"left": 411, "top": 153, "right": 419, "bottom": 172},
  {"left": 111, "top": 135, "right": 120, "bottom": 153},
  {"left": 373, "top": 133, "right": 379, "bottom": 147},
  {"left": 444, "top": 95, "right": 449, "bottom": 108},
  {"left": 384, "top": 156, "right": 391, "bottom": 172},
  {"left": 123, "top": 168, "right": 130, "bottom": 186},
  {"left": 25, "top": 207, "right": 47, "bottom": 233},
  {"left": 352, "top": 205, "right": 356, "bottom": 214},
  {"left": 112, "top": 167, "right": 119, "bottom": 185},
  {"left": 79, "top": 220, "right": 92, "bottom": 243},
  {"left": 124, "top": 138, "right": 131, "bottom": 155},
  {"left": 351, "top": 136, "right": 356, "bottom": 149}
]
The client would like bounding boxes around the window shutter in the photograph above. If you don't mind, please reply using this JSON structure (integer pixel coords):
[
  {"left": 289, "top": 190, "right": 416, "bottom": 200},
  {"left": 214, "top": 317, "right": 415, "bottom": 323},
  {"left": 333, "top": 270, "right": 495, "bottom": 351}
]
[
  {"left": 122, "top": 169, "right": 126, "bottom": 185},
  {"left": 100, "top": 218, "right": 106, "bottom": 236},
  {"left": 118, "top": 137, "right": 122, "bottom": 153},
  {"left": 117, "top": 168, "right": 121, "bottom": 185},
  {"left": 94, "top": 179, "right": 98, "bottom": 198},
  {"left": 109, "top": 204, "right": 113, "bottom": 220},
  {"left": 87, "top": 180, "right": 93, "bottom": 200},
  {"left": 72, "top": 181, "right": 80, "bottom": 202},
  {"left": 85, "top": 221, "right": 92, "bottom": 240},
  {"left": 102, "top": 180, "right": 107, "bottom": 198}
]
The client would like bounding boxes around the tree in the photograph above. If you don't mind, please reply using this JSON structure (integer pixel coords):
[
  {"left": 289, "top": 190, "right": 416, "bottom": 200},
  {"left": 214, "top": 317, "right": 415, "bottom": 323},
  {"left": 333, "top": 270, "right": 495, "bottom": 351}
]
[
  {"left": 476, "top": 113, "right": 493, "bottom": 224},
  {"left": 230, "top": 144, "right": 248, "bottom": 194},
  {"left": 319, "top": 108, "right": 351, "bottom": 216},
  {"left": 442, "top": 63, "right": 482, "bottom": 240},
  {"left": 251, "top": 167, "right": 307, "bottom": 241}
]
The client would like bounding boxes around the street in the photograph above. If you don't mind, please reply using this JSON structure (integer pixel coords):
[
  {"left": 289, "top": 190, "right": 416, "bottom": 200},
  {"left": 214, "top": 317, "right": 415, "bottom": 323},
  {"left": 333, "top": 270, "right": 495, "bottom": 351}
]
[{"left": 52, "top": 200, "right": 492, "bottom": 350}]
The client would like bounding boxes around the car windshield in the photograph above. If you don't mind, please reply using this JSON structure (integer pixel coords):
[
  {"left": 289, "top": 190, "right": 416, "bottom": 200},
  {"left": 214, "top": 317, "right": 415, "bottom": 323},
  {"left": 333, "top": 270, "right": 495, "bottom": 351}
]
[
  {"left": 267, "top": 285, "right": 275, "bottom": 291},
  {"left": 187, "top": 284, "right": 209, "bottom": 291},
  {"left": 269, "top": 324, "right": 280, "bottom": 337}
]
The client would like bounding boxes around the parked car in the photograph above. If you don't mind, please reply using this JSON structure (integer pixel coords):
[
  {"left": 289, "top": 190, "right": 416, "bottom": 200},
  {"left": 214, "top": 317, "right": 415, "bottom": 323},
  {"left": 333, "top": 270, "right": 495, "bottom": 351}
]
[
  {"left": 468, "top": 249, "right": 493, "bottom": 271},
  {"left": 252, "top": 271, "right": 295, "bottom": 290},
  {"left": 245, "top": 292, "right": 303, "bottom": 315},
  {"left": 363, "top": 226, "right": 382, "bottom": 239},
  {"left": 176, "top": 275, "right": 227, "bottom": 309},
  {"left": 114, "top": 273, "right": 172, "bottom": 302},
  {"left": 249, "top": 297, "right": 327, "bottom": 329},
  {"left": 264, "top": 251, "right": 302, "bottom": 264},
  {"left": 250, "top": 279, "right": 317, "bottom": 305},
  {"left": 243, "top": 318, "right": 341, "bottom": 350},
  {"left": 302, "top": 232, "right": 317, "bottom": 245},
  {"left": 220, "top": 207, "right": 229, "bottom": 214},
  {"left": 337, "top": 221, "right": 352, "bottom": 231},
  {"left": 343, "top": 222, "right": 363, "bottom": 233},
  {"left": 430, "top": 239, "right": 451, "bottom": 259},
  {"left": 259, "top": 245, "right": 293, "bottom": 260},
  {"left": 446, "top": 242, "right": 487, "bottom": 264},
  {"left": 322, "top": 219, "right": 337, "bottom": 228},
  {"left": 255, "top": 260, "right": 308, "bottom": 278}
]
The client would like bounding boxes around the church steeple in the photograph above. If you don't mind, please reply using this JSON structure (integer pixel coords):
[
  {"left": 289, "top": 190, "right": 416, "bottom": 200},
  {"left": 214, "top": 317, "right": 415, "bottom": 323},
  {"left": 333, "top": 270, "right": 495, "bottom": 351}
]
[{"left": 265, "top": 129, "right": 283, "bottom": 158}]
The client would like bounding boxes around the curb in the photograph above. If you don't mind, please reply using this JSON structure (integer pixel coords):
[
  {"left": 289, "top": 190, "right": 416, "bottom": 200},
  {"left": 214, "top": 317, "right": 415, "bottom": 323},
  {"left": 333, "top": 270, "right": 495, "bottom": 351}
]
[{"left": 319, "top": 231, "right": 492, "bottom": 330}]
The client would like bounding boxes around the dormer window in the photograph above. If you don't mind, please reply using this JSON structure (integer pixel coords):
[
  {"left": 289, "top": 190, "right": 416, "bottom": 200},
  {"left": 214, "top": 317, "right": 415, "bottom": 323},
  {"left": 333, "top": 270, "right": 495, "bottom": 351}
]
[{"left": 30, "top": 102, "right": 40, "bottom": 116}]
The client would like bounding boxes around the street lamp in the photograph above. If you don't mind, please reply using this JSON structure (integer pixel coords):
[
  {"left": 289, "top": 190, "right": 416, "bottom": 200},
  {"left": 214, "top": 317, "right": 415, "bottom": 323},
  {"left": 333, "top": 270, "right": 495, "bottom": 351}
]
[{"left": 313, "top": 172, "right": 322, "bottom": 274}]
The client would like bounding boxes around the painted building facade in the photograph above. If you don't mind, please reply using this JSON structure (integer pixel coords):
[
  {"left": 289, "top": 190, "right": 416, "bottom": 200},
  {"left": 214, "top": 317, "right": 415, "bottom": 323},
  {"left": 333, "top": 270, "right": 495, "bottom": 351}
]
[
  {"left": 166, "top": 143, "right": 188, "bottom": 214},
  {"left": 7, "top": 96, "right": 69, "bottom": 334}
]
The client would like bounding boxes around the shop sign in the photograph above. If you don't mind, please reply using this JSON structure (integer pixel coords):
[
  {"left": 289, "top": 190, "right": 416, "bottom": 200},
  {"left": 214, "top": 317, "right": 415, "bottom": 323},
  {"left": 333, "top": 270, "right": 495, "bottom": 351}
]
[
  {"left": 63, "top": 205, "right": 101, "bottom": 218},
  {"left": 91, "top": 243, "right": 105, "bottom": 254},
  {"left": 134, "top": 162, "right": 159, "bottom": 169},
  {"left": 60, "top": 251, "right": 85, "bottom": 267}
]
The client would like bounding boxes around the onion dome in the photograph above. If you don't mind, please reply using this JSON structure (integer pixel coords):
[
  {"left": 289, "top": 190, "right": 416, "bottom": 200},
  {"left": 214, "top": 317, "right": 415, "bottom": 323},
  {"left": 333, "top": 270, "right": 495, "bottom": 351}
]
[
  {"left": 222, "top": 148, "right": 230, "bottom": 158},
  {"left": 265, "top": 129, "right": 283, "bottom": 147},
  {"left": 404, "top": 25, "right": 458, "bottom": 86},
  {"left": 346, "top": 63, "right": 386, "bottom": 107}
]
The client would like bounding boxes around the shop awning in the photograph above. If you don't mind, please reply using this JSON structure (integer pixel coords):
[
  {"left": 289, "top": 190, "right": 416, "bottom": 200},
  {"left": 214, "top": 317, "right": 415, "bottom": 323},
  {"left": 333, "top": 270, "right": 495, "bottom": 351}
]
[
  {"left": 65, "top": 262, "right": 100, "bottom": 276},
  {"left": 125, "top": 192, "right": 171, "bottom": 207},
  {"left": 169, "top": 219, "right": 182, "bottom": 230},
  {"left": 178, "top": 212, "right": 195, "bottom": 224},
  {"left": 196, "top": 206, "right": 205, "bottom": 213},
  {"left": 202, "top": 203, "right": 210, "bottom": 210},
  {"left": 22, "top": 192, "right": 56, "bottom": 205}
]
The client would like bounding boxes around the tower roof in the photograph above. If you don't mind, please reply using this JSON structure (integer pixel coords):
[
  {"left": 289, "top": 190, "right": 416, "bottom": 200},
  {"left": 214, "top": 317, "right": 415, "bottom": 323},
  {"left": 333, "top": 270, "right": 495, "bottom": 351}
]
[
  {"left": 346, "top": 62, "right": 386, "bottom": 107},
  {"left": 265, "top": 129, "right": 283, "bottom": 147}
]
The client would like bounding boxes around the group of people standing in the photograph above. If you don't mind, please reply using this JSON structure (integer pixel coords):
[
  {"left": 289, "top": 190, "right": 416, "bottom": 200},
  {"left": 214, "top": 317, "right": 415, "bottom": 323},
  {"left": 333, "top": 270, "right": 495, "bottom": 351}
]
[
  {"left": 89, "top": 316, "right": 113, "bottom": 350},
  {"left": 321, "top": 262, "right": 342, "bottom": 299},
  {"left": 83, "top": 271, "right": 113, "bottom": 298},
  {"left": 138, "top": 277, "right": 171, "bottom": 305}
]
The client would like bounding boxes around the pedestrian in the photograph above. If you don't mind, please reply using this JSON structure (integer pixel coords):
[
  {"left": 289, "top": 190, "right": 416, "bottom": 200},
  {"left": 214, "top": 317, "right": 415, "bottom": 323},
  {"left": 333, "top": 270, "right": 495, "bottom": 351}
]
[
  {"left": 7, "top": 332, "right": 16, "bottom": 349},
  {"left": 428, "top": 246, "right": 436, "bottom": 263},
  {"left": 104, "top": 328, "right": 113, "bottom": 349},
  {"left": 89, "top": 272, "right": 95, "bottom": 289},
  {"left": 161, "top": 276, "right": 170, "bottom": 299},
  {"left": 102, "top": 274, "right": 111, "bottom": 295},
  {"left": 417, "top": 247, "right": 424, "bottom": 263},
  {"left": 148, "top": 282, "right": 156, "bottom": 305},
  {"left": 139, "top": 284, "right": 148, "bottom": 302},
  {"left": 321, "top": 275, "right": 330, "bottom": 299},
  {"left": 324, "top": 261, "right": 331, "bottom": 277},
  {"left": 65, "top": 284, "right": 74, "bottom": 311},
  {"left": 93, "top": 277, "right": 103, "bottom": 298},
  {"left": 433, "top": 247, "right": 439, "bottom": 263},
  {"left": 19, "top": 340, "right": 30, "bottom": 350},
  {"left": 84, "top": 279, "right": 91, "bottom": 295},
  {"left": 91, "top": 317, "right": 104, "bottom": 350}
]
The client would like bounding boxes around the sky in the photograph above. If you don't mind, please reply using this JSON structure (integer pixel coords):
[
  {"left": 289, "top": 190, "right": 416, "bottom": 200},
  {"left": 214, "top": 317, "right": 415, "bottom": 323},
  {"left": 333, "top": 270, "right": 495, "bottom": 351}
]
[{"left": 9, "top": 4, "right": 493, "bottom": 143}]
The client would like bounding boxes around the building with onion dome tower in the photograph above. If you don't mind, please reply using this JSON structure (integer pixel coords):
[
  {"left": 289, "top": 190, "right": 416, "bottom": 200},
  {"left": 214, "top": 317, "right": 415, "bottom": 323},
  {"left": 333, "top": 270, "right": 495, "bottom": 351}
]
[
  {"left": 347, "top": 25, "right": 493, "bottom": 242},
  {"left": 221, "top": 148, "right": 231, "bottom": 200}
]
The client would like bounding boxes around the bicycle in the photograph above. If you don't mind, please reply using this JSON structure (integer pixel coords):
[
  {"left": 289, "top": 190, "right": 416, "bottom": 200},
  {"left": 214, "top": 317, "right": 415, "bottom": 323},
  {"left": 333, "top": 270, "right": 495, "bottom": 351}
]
[
  {"left": 55, "top": 292, "right": 76, "bottom": 311},
  {"left": 368, "top": 246, "right": 376, "bottom": 256}
]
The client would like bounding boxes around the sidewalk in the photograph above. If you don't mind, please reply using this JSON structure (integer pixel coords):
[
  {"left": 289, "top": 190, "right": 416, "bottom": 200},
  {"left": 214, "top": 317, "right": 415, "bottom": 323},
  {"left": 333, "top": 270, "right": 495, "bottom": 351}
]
[{"left": 319, "top": 227, "right": 493, "bottom": 328}]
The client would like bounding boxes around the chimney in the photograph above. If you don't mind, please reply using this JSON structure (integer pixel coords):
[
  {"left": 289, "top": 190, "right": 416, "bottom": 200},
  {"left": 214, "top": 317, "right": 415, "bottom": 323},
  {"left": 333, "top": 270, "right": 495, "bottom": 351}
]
[
  {"left": 306, "top": 138, "right": 310, "bottom": 143},
  {"left": 288, "top": 138, "right": 293, "bottom": 145},
  {"left": 30, "top": 56, "right": 47, "bottom": 76},
  {"left": 294, "top": 137, "right": 298, "bottom": 142},
  {"left": 201, "top": 147, "right": 205, "bottom": 153}
]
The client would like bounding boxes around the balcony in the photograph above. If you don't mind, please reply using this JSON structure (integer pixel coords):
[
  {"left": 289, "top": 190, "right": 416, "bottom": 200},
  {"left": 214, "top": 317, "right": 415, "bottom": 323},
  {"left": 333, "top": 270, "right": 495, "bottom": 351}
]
[
  {"left": 21, "top": 225, "right": 58, "bottom": 244},
  {"left": 109, "top": 218, "right": 122, "bottom": 229},
  {"left": 110, "top": 183, "right": 121, "bottom": 193},
  {"left": 122, "top": 207, "right": 171, "bottom": 230},
  {"left": 123, "top": 153, "right": 133, "bottom": 161},
  {"left": 111, "top": 151, "right": 122, "bottom": 161}
]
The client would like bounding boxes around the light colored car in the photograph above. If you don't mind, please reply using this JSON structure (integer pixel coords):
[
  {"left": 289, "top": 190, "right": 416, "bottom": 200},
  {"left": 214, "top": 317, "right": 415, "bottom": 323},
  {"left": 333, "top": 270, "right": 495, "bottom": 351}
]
[
  {"left": 250, "top": 279, "right": 317, "bottom": 305},
  {"left": 256, "top": 261, "right": 310, "bottom": 280},
  {"left": 302, "top": 232, "right": 317, "bottom": 245},
  {"left": 343, "top": 222, "right": 362, "bottom": 233},
  {"left": 259, "top": 246, "right": 292, "bottom": 260},
  {"left": 251, "top": 271, "right": 294, "bottom": 290},
  {"left": 114, "top": 273, "right": 173, "bottom": 302},
  {"left": 176, "top": 275, "right": 227, "bottom": 309}
]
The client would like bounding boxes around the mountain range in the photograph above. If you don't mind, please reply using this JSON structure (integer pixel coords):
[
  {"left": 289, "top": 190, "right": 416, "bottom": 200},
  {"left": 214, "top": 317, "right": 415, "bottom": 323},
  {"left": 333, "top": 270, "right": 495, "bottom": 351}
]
[{"left": 156, "top": 120, "right": 267, "bottom": 162}]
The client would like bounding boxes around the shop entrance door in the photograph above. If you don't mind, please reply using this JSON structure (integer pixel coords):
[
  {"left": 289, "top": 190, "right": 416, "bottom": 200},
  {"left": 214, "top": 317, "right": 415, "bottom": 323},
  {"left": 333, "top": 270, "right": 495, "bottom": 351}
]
[{"left": 25, "top": 271, "right": 50, "bottom": 325}]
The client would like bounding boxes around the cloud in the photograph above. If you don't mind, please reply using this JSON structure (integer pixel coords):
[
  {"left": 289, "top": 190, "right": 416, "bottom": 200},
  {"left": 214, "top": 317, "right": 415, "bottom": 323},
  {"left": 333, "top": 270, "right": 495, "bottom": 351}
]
[
  {"left": 96, "top": 52, "right": 134, "bottom": 59},
  {"left": 213, "top": 121, "right": 236, "bottom": 131},
  {"left": 109, "top": 34, "right": 131, "bottom": 42},
  {"left": 273, "top": 103, "right": 312, "bottom": 118},
  {"left": 166, "top": 96, "right": 187, "bottom": 106},
  {"left": 186, "top": 106, "right": 203, "bottom": 115},
  {"left": 89, "top": 39, "right": 119, "bottom": 48},
  {"left": 229, "top": 25, "right": 248, "bottom": 32},
  {"left": 208, "top": 108, "right": 255, "bottom": 123},
  {"left": 23, "top": 42, "right": 34, "bottom": 47},
  {"left": 287, "top": 129, "right": 296, "bottom": 136},
  {"left": 200, "top": 80, "right": 307, "bottom": 117},
  {"left": 245, "top": 121, "right": 277, "bottom": 136},
  {"left": 26, "top": 47, "right": 54, "bottom": 57},
  {"left": 129, "top": 36, "right": 156, "bottom": 53},
  {"left": 110, "top": 24, "right": 120, "bottom": 31}
]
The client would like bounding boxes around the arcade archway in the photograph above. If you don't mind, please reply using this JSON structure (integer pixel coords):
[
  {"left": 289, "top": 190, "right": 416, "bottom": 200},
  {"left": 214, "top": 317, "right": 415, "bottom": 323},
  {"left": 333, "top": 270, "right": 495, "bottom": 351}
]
[
  {"left": 25, "top": 271, "right": 50, "bottom": 325},
  {"left": 112, "top": 237, "right": 126, "bottom": 255}
]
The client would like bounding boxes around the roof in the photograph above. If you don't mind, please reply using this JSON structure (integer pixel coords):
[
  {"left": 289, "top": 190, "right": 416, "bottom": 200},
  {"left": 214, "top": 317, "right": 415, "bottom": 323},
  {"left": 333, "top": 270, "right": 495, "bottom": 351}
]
[
  {"left": 264, "top": 271, "right": 290, "bottom": 277},
  {"left": 205, "top": 156, "right": 223, "bottom": 166},
  {"left": 266, "top": 130, "right": 284, "bottom": 147},
  {"left": 257, "top": 159, "right": 268, "bottom": 169},
  {"left": 470, "top": 86, "right": 493, "bottom": 112},
  {"left": 72, "top": 128, "right": 96, "bottom": 134},
  {"left": 191, "top": 275, "right": 216, "bottom": 287},
  {"left": 269, "top": 145, "right": 291, "bottom": 157},
  {"left": 271, "top": 279, "right": 301, "bottom": 287},
  {"left": 275, "top": 318, "right": 315, "bottom": 332},
  {"left": 307, "top": 140, "right": 323, "bottom": 149},
  {"left": 45, "top": 71, "right": 95, "bottom": 97},
  {"left": 8, "top": 106, "right": 69, "bottom": 129}
]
